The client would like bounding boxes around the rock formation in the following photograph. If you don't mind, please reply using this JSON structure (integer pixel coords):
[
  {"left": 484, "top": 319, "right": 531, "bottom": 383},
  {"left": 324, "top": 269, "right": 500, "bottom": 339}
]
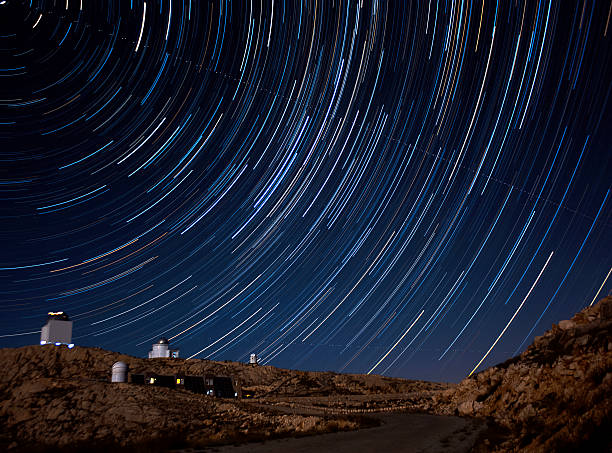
[
  {"left": 431, "top": 296, "right": 612, "bottom": 452},
  {"left": 0, "top": 341, "right": 434, "bottom": 451},
  {"left": 1, "top": 297, "right": 609, "bottom": 451}
]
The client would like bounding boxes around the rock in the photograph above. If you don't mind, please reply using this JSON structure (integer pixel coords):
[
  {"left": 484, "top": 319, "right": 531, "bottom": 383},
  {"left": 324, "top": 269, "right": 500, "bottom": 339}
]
[
  {"left": 517, "top": 404, "right": 536, "bottom": 422},
  {"left": 600, "top": 298, "right": 612, "bottom": 320},
  {"left": 457, "top": 400, "right": 483, "bottom": 416},
  {"left": 0, "top": 343, "right": 442, "bottom": 451},
  {"left": 427, "top": 296, "right": 612, "bottom": 452},
  {"left": 575, "top": 335, "right": 591, "bottom": 347}
]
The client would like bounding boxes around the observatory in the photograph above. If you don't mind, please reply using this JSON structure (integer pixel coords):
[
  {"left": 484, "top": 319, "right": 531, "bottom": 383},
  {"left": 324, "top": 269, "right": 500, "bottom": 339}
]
[
  {"left": 40, "top": 312, "right": 73, "bottom": 347},
  {"left": 148, "top": 337, "right": 179, "bottom": 358},
  {"left": 111, "top": 361, "right": 129, "bottom": 383}
]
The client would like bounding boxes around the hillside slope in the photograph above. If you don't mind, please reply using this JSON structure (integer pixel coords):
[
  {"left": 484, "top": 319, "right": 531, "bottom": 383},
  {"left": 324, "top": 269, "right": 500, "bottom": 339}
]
[
  {"left": 431, "top": 296, "right": 612, "bottom": 451},
  {"left": 0, "top": 343, "right": 446, "bottom": 396},
  {"left": 0, "top": 341, "right": 442, "bottom": 451},
  {"left": 1, "top": 298, "right": 609, "bottom": 452}
]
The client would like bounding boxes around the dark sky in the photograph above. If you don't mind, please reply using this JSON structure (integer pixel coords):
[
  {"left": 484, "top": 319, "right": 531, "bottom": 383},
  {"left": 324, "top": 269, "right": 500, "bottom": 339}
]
[{"left": 0, "top": 0, "right": 610, "bottom": 383}]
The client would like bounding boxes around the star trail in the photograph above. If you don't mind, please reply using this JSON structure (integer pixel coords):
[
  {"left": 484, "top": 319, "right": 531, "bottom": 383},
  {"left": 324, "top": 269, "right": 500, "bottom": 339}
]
[{"left": 0, "top": 0, "right": 610, "bottom": 382}]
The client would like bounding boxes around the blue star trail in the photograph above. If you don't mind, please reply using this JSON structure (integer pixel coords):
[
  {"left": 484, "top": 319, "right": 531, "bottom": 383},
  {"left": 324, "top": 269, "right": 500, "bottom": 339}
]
[{"left": 0, "top": 0, "right": 610, "bottom": 382}]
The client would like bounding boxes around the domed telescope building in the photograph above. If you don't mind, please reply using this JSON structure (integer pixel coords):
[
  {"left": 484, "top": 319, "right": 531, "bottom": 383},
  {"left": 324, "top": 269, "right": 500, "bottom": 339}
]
[
  {"left": 148, "top": 337, "right": 179, "bottom": 358},
  {"left": 40, "top": 312, "right": 73, "bottom": 348}
]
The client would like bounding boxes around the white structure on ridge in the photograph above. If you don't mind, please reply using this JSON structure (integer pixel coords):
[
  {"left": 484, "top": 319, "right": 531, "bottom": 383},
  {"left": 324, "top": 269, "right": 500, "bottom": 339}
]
[
  {"left": 148, "top": 337, "right": 179, "bottom": 358},
  {"left": 111, "top": 361, "right": 128, "bottom": 383},
  {"left": 249, "top": 353, "right": 258, "bottom": 365},
  {"left": 40, "top": 312, "right": 73, "bottom": 347}
]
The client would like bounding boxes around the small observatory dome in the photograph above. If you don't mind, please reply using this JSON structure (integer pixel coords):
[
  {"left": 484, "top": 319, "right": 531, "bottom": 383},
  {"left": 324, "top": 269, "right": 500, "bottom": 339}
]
[
  {"left": 111, "top": 361, "right": 128, "bottom": 383},
  {"left": 148, "top": 337, "right": 179, "bottom": 358}
]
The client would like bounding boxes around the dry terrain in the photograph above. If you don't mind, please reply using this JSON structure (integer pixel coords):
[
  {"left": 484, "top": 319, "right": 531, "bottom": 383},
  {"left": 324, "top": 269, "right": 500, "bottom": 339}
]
[
  {"left": 0, "top": 339, "right": 448, "bottom": 452},
  {"left": 0, "top": 296, "right": 610, "bottom": 452},
  {"left": 427, "top": 296, "right": 612, "bottom": 452}
]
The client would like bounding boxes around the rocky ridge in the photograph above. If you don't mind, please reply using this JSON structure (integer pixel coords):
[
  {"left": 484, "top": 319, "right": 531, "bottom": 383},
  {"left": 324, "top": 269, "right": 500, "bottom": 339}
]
[
  {"left": 429, "top": 296, "right": 612, "bottom": 451},
  {"left": 0, "top": 343, "right": 436, "bottom": 451},
  {"left": 1, "top": 297, "right": 609, "bottom": 451},
  {"left": 2, "top": 377, "right": 340, "bottom": 452}
]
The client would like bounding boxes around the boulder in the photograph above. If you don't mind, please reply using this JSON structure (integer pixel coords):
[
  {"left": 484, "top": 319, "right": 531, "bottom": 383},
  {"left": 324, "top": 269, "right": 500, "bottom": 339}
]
[{"left": 457, "top": 400, "right": 483, "bottom": 416}]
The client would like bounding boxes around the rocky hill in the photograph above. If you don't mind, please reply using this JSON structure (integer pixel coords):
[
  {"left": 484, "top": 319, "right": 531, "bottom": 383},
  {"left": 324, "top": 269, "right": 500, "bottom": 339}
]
[
  {"left": 0, "top": 342, "right": 443, "bottom": 451},
  {"left": 1, "top": 297, "right": 609, "bottom": 452},
  {"left": 430, "top": 296, "right": 612, "bottom": 452},
  {"left": 0, "top": 343, "right": 445, "bottom": 396}
]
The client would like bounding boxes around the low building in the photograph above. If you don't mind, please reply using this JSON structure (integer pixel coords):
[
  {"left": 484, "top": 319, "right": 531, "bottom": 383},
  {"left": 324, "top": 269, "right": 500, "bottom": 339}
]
[
  {"left": 145, "top": 372, "right": 176, "bottom": 387},
  {"left": 130, "top": 374, "right": 145, "bottom": 385},
  {"left": 176, "top": 374, "right": 207, "bottom": 394},
  {"left": 212, "top": 376, "right": 238, "bottom": 398},
  {"left": 128, "top": 372, "right": 239, "bottom": 398},
  {"left": 40, "top": 312, "right": 73, "bottom": 347},
  {"left": 148, "top": 337, "right": 179, "bottom": 358}
]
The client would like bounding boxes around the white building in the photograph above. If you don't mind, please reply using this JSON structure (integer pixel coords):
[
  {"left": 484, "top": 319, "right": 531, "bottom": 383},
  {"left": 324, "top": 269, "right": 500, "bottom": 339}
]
[
  {"left": 249, "top": 353, "right": 258, "bottom": 365},
  {"left": 111, "top": 361, "right": 129, "bottom": 383},
  {"left": 40, "top": 312, "right": 73, "bottom": 347},
  {"left": 148, "top": 337, "right": 179, "bottom": 358}
]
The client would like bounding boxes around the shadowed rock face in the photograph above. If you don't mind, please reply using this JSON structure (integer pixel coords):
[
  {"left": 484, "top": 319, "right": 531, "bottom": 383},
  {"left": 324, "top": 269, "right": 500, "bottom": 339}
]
[{"left": 431, "top": 296, "right": 612, "bottom": 452}]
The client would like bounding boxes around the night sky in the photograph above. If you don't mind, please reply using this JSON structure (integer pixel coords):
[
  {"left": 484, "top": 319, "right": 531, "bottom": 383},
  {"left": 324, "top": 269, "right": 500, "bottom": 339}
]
[{"left": 1, "top": 0, "right": 611, "bottom": 383}]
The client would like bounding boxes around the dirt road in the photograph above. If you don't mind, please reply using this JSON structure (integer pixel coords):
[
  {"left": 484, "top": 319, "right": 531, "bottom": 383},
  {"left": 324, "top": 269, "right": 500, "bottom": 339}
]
[{"left": 200, "top": 413, "right": 485, "bottom": 453}]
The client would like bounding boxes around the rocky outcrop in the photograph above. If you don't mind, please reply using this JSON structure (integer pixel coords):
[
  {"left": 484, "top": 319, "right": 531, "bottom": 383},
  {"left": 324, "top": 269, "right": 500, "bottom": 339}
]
[
  {"left": 2, "top": 298, "right": 608, "bottom": 452},
  {"left": 0, "top": 375, "right": 350, "bottom": 452},
  {"left": 0, "top": 342, "right": 434, "bottom": 451},
  {"left": 431, "top": 296, "right": 612, "bottom": 452},
  {"left": 0, "top": 344, "right": 445, "bottom": 398}
]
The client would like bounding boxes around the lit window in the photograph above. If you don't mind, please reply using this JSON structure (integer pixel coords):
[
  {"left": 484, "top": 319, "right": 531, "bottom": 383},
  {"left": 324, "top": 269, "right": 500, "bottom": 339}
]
[{"left": 149, "top": 378, "right": 155, "bottom": 384}]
